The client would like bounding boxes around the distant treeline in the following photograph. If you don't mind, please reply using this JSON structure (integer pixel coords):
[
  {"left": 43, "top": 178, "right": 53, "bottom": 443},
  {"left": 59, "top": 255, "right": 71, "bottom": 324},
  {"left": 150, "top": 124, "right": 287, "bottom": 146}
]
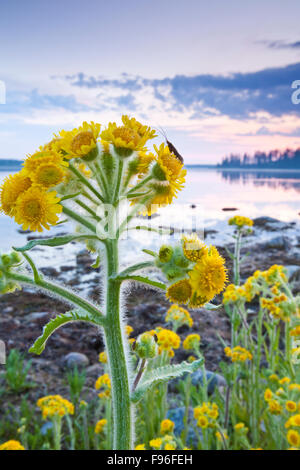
[
  {"left": 0, "top": 159, "right": 22, "bottom": 169},
  {"left": 218, "top": 148, "right": 300, "bottom": 169}
]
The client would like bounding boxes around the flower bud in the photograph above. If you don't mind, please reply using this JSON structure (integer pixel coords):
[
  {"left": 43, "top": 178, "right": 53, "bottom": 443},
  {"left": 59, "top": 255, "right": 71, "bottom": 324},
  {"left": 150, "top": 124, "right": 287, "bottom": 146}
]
[{"left": 135, "top": 332, "right": 158, "bottom": 359}]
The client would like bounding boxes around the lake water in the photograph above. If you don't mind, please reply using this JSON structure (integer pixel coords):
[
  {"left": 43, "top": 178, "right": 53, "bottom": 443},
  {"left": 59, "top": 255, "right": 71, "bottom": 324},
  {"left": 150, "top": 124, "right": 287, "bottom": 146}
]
[{"left": 0, "top": 168, "right": 300, "bottom": 255}]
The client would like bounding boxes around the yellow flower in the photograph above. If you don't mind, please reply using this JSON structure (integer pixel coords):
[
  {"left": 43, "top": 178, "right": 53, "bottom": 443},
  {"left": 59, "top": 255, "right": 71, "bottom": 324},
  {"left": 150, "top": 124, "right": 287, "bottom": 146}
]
[
  {"left": 269, "top": 374, "right": 279, "bottom": 382},
  {"left": 268, "top": 399, "right": 282, "bottom": 415},
  {"left": 135, "top": 444, "right": 146, "bottom": 450},
  {"left": 125, "top": 325, "right": 134, "bottom": 336},
  {"left": 98, "top": 351, "right": 107, "bottom": 364},
  {"left": 286, "top": 401, "right": 298, "bottom": 413},
  {"left": 59, "top": 121, "right": 101, "bottom": 158},
  {"left": 279, "top": 377, "right": 291, "bottom": 385},
  {"left": 216, "top": 431, "right": 229, "bottom": 442},
  {"left": 101, "top": 116, "right": 154, "bottom": 154},
  {"left": 224, "top": 346, "right": 252, "bottom": 363},
  {"left": 290, "top": 326, "right": 300, "bottom": 337},
  {"left": 95, "top": 373, "right": 111, "bottom": 399},
  {"left": 164, "top": 443, "right": 176, "bottom": 450},
  {"left": 160, "top": 419, "right": 175, "bottom": 435},
  {"left": 156, "top": 329, "right": 180, "bottom": 354},
  {"left": 31, "top": 161, "right": 66, "bottom": 189},
  {"left": 23, "top": 150, "right": 68, "bottom": 173},
  {"left": 166, "top": 279, "right": 192, "bottom": 305},
  {"left": 287, "top": 430, "right": 300, "bottom": 448},
  {"left": 0, "top": 171, "right": 32, "bottom": 216},
  {"left": 289, "top": 384, "right": 300, "bottom": 392},
  {"left": 0, "top": 440, "right": 25, "bottom": 450},
  {"left": 37, "top": 395, "right": 74, "bottom": 419},
  {"left": 14, "top": 187, "right": 62, "bottom": 232},
  {"left": 95, "top": 419, "right": 107, "bottom": 434},
  {"left": 234, "top": 423, "right": 245, "bottom": 431},
  {"left": 228, "top": 215, "right": 253, "bottom": 228},
  {"left": 189, "top": 246, "right": 227, "bottom": 305},
  {"left": 197, "top": 415, "right": 209, "bottom": 429},
  {"left": 165, "top": 304, "right": 193, "bottom": 328},
  {"left": 121, "top": 115, "right": 157, "bottom": 140},
  {"left": 264, "top": 388, "right": 273, "bottom": 401},
  {"left": 149, "top": 438, "right": 162, "bottom": 449},
  {"left": 183, "top": 334, "right": 200, "bottom": 351},
  {"left": 151, "top": 143, "right": 186, "bottom": 201},
  {"left": 182, "top": 234, "right": 207, "bottom": 262}
]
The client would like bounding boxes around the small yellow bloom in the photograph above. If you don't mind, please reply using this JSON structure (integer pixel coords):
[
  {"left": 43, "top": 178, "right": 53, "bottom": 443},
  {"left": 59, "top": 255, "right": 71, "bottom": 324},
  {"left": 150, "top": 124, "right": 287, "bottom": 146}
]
[
  {"left": 160, "top": 419, "right": 175, "bottom": 435},
  {"left": 149, "top": 438, "right": 162, "bottom": 449},
  {"left": 0, "top": 171, "right": 32, "bottom": 216},
  {"left": 264, "top": 388, "right": 273, "bottom": 402},
  {"left": 37, "top": 395, "right": 74, "bottom": 419},
  {"left": 135, "top": 444, "right": 146, "bottom": 450},
  {"left": 0, "top": 440, "right": 25, "bottom": 450},
  {"left": 14, "top": 187, "right": 62, "bottom": 232},
  {"left": 228, "top": 216, "right": 253, "bottom": 229},
  {"left": 286, "top": 401, "right": 298, "bottom": 413},
  {"left": 183, "top": 334, "right": 200, "bottom": 351},
  {"left": 99, "top": 351, "right": 107, "bottom": 363},
  {"left": 166, "top": 279, "right": 192, "bottom": 305},
  {"left": 165, "top": 304, "right": 193, "bottom": 329},
  {"left": 287, "top": 430, "right": 300, "bottom": 448},
  {"left": 95, "top": 419, "right": 107, "bottom": 434},
  {"left": 59, "top": 121, "right": 101, "bottom": 158}
]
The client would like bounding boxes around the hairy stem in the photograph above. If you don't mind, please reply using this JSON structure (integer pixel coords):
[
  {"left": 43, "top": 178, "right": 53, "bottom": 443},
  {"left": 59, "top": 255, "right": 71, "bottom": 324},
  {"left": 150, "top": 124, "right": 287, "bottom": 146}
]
[{"left": 103, "top": 239, "right": 132, "bottom": 449}]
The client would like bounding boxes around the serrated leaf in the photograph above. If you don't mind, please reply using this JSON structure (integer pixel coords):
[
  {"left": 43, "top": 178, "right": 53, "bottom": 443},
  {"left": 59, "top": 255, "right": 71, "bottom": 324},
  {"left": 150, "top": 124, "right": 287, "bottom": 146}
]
[
  {"left": 13, "top": 234, "right": 99, "bottom": 252},
  {"left": 29, "top": 310, "right": 98, "bottom": 355},
  {"left": 131, "top": 359, "right": 203, "bottom": 403}
]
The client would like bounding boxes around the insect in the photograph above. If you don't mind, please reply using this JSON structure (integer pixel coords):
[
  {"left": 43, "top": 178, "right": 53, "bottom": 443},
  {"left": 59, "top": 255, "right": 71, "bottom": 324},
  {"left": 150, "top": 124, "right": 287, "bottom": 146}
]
[{"left": 157, "top": 127, "right": 184, "bottom": 164}]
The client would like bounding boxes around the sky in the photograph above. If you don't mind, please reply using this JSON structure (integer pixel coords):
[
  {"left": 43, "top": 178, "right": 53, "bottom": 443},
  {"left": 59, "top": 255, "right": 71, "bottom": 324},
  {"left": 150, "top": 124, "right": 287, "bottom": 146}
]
[{"left": 1, "top": 0, "right": 300, "bottom": 164}]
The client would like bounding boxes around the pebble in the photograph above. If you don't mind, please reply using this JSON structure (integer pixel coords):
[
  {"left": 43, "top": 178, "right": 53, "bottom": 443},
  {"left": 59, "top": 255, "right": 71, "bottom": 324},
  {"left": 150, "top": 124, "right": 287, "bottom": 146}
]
[{"left": 62, "top": 352, "right": 89, "bottom": 370}]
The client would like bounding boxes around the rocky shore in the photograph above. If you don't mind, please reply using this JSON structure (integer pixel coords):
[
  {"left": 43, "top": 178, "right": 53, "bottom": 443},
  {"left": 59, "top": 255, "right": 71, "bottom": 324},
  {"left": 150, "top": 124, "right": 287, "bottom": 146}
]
[{"left": 0, "top": 215, "right": 299, "bottom": 402}]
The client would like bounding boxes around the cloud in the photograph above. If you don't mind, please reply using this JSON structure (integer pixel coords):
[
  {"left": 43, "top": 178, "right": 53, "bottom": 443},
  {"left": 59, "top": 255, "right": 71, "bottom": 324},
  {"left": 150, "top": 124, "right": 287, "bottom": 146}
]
[
  {"left": 62, "top": 62, "right": 300, "bottom": 119},
  {"left": 259, "top": 40, "right": 300, "bottom": 50}
]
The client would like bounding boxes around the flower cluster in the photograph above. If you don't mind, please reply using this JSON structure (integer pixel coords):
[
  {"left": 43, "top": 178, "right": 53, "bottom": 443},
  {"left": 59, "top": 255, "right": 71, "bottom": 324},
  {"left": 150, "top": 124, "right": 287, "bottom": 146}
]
[
  {"left": 95, "top": 373, "right": 111, "bottom": 399},
  {"left": 194, "top": 402, "right": 219, "bottom": 428},
  {"left": 183, "top": 334, "right": 201, "bottom": 352},
  {"left": 0, "top": 440, "right": 25, "bottom": 450},
  {"left": 223, "top": 265, "right": 299, "bottom": 323},
  {"left": 165, "top": 304, "right": 193, "bottom": 330},
  {"left": 153, "top": 327, "right": 181, "bottom": 357},
  {"left": 156, "top": 235, "right": 227, "bottom": 309},
  {"left": 1, "top": 115, "right": 186, "bottom": 234},
  {"left": 37, "top": 395, "right": 74, "bottom": 419},
  {"left": 228, "top": 216, "right": 253, "bottom": 229},
  {"left": 224, "top": 346, "right": 252, "bottom": 362}
]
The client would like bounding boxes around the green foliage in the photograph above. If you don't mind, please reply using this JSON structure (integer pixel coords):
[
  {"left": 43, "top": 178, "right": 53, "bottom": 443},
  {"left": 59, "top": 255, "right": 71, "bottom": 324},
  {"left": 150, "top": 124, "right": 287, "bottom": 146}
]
[{"left": 4, "top": 349, "right": 33, "bottom": 393}]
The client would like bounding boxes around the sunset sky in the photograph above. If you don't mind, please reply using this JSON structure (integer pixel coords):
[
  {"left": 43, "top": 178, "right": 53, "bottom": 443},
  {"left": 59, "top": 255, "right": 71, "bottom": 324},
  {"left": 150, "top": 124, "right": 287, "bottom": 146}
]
[{"left": 1, "top": 0, "right": 300, "bottom": 163}]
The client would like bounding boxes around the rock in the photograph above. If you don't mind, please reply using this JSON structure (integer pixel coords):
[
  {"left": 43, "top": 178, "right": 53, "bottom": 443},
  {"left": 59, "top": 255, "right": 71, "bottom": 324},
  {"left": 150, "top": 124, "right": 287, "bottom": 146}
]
[
  {"left": 167, "top": 407, "right": 198, "bottom": 445},
  {"left": 262, "top": 236, "right": 291, "bottom": 250},
  {"left": 254, "top": 217, "right": 291, "bottom": 231},
  {"left": 254, "top": 216, "right": 281, "bottom": 227},
  {"left": 62, "top": 352, "right": 89, "bottom": 370},
  {"left": 169, "top": 369, "right": 226, "bottom": 395},
  {"left": 85, "top": 364, "right": 103, "bottom": 377},
  {"left": 191, "top": 370, "right": 226, "bottom": 394},
  {"left": 2, "top": 306, "right": 13, "bottom": 314}
]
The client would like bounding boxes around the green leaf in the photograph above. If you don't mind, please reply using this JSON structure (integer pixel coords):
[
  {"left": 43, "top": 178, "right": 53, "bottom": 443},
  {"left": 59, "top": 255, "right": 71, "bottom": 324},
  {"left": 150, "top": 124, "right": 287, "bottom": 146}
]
[
  {"left": 29, "top": 310, "right": 98, "bottom": 355},
  {"left": 204, "top": 302, "right": 222, "bottom": 311},
  {"left": 224, "top": 246, "right": 234, "bottom": 260},
  {"left": 13, "top": 234, "right": 100, "bottom": 252},
  {"left": 131, "top": 358, "right": 203, "bottom": 403}
]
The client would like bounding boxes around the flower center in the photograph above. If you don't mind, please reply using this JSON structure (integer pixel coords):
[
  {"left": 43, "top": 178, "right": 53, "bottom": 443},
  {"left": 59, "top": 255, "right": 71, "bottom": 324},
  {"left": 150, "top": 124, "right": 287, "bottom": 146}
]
[
  {"left": 25, "top": 200, "right": 41, "bottom": 218},
  {"left": 71, "top": 131, "right": 95, "bottom": 153},
  {"left": 113, "top": 126, "right": 140, "bottom": 146},
  {"left": 37, "top": 165, "right": 63, "bottom": 187}
]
